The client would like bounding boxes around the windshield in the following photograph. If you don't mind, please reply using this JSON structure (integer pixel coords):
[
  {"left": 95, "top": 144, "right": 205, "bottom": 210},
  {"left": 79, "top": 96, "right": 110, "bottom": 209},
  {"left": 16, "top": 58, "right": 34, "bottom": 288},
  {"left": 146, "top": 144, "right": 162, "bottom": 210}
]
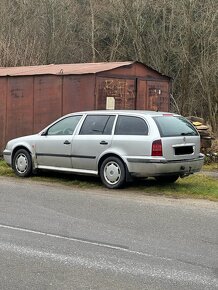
[{"left": 153, "top": 116, "right": 199, "bottom": 137}]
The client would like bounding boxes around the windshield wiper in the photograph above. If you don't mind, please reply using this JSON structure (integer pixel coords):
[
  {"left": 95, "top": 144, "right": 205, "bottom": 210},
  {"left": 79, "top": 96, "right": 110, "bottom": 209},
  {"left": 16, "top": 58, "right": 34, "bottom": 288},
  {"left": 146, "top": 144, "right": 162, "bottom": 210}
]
[{"left": 181, "top": 132, "right": 194, "bottom": 136}]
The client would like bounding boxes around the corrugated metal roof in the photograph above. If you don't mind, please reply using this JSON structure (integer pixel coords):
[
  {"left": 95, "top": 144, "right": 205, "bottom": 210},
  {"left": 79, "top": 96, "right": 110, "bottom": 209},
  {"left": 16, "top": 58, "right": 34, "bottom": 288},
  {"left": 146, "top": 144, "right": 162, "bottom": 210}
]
[
  {"left": 0, "top": 62, "right": 135, "bottom": 76},
  {"left": 0, "top": 61, "right": 171, "bottom": 79}
]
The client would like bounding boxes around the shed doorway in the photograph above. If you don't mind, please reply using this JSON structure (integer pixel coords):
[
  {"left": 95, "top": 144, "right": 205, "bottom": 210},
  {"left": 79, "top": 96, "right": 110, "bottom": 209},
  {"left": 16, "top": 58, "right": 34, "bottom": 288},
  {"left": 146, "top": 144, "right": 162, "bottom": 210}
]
[
  {"left": 137, "top": 80, "right": 169, "bottom": 111},
  {"left": 97, "top": 77, "right": 136, "bottom": 110}
]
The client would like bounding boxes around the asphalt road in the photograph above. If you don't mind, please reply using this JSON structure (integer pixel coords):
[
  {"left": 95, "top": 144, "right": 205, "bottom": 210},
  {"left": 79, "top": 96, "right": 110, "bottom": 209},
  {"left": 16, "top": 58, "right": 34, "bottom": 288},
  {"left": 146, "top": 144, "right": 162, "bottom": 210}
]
[{"left": 0, "top": 177, "right": 217, "bottom": 290}]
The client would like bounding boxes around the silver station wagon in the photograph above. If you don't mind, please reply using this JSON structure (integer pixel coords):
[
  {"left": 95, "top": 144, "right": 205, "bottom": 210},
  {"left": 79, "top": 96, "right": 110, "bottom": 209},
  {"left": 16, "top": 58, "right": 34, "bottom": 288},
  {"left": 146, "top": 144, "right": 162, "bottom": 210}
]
[{"left": 3, "top": 110, "right": 204, "bottom": 189}]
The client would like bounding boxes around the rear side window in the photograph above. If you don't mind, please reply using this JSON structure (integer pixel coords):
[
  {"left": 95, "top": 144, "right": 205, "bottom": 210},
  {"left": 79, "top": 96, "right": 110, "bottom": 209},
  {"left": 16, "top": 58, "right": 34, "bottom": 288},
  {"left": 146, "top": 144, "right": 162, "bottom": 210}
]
[
  {"left": 115, "top": 116, "right": 148, "bottom": 135},
  {"left": 79, "top": 115, "right": 115, "bottom": 135},
  {"left": 153, "top": 116, "right": 198, "bottom": 137}
]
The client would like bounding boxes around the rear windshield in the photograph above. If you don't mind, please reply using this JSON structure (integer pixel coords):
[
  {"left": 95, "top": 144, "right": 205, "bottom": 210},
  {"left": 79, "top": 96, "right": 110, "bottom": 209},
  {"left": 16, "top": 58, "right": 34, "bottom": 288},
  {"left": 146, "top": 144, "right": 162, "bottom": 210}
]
[{"left": 153, "top": 116, "right": 198, "bottom": 137}]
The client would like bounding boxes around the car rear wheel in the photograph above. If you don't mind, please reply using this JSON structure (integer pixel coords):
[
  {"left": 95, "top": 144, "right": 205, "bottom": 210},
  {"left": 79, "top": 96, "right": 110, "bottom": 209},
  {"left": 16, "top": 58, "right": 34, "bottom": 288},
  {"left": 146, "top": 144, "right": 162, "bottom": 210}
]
[
  {"left": 13, "top": 149, "right": 32, "bottom": 177},
  {"left": 100, "top": 157, "right": 126, "bottom": 189},
  {"left": 155, "top": 175, "right": 179, "bottom": 183}
]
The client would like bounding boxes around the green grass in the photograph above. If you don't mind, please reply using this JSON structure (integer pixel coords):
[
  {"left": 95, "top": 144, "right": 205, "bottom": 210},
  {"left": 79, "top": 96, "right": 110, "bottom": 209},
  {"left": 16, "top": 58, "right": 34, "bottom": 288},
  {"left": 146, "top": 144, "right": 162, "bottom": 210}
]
[
  {"left": 0, "top": 159, "right": 217, "bottom": 201},
  {"left": 31, "top": 172, "right": 101, "bottom": 189},
  {"left": 0, "top": 158, "right": 101, "bottom": 189},
  {"left": 202, "top": 162, "right": 218, "bottom": 171},
  {"left": 0, "top": 159, "right": 15, "bottom": 176},
  {"left": 130, "top": 174, "right": 218, "bottom": 201}
]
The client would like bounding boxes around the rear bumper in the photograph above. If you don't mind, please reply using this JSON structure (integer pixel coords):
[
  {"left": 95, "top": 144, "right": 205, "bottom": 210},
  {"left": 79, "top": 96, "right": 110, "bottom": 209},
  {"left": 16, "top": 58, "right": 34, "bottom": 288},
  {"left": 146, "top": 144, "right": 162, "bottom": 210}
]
[{"left": 126, "top": 154, "right": 205, "bottom": 177}]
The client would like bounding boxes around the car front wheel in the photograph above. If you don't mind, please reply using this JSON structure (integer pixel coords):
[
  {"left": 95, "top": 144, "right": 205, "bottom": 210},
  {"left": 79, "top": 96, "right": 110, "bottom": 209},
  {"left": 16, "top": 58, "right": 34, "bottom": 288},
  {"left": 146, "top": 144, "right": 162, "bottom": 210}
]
[
  {"left": 100, "top": 157, "right": 126, "bottom": 189},
  {"left": 13, "top": 149, "right": 32, "bottom": 177}
]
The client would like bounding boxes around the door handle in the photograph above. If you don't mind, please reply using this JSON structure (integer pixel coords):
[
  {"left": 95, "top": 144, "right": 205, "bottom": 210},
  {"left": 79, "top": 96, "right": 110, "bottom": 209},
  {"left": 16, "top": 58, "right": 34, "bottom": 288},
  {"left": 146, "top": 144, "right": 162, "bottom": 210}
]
[
  {"left": 100, "top": 141, "right": 108, "bottom": 145},
  {"left": 64, "top": 140, "right": 71, "bottom": 145}
]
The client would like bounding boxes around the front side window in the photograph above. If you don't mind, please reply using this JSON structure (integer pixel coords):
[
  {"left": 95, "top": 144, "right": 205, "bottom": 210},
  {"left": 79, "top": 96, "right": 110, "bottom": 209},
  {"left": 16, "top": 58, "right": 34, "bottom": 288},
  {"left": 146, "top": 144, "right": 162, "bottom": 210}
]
[
  {"left": 47, "top": 115, "right": 82, "bottom": 136},
  {"left": 79, "top": 115, "right": 115, "bottom": 135},
  {"left": 115, "top": 116, "right": 148, "bottom": 135},
  {"left": 153, "top": 116, "right": 199, "bottom": 137}
]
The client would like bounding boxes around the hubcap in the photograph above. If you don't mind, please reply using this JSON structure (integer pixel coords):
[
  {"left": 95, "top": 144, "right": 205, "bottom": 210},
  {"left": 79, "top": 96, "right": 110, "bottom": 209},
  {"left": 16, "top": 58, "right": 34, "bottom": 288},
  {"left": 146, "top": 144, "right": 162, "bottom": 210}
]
[
  {"left": 104, "top": 161, "right": 121, "bottom": 185},
  {"left": 15, "top": 154, "right": 28, "bottom": 174}
]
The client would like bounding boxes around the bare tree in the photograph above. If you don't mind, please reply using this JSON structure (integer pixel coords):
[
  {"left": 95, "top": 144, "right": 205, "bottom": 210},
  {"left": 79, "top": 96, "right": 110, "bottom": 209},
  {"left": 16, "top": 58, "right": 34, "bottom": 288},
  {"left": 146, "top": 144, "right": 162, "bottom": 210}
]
[{"left": 0, "top": 0, "right": 217, "bottom": 131}]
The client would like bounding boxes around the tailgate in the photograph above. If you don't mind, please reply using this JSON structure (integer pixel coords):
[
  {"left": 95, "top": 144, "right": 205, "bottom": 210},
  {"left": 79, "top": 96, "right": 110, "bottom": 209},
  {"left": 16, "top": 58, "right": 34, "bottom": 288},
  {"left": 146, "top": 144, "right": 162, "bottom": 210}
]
[
  {"left": 152, "top": 115, "right": 201, "bottom": 161},
  {"left": 161, "top": 136, "right": 201, "bottom": 160}
]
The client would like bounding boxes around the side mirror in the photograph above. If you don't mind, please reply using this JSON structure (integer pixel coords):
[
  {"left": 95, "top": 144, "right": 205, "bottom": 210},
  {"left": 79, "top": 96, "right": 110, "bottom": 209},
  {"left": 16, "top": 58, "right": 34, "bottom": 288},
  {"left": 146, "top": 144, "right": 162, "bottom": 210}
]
[{"left": 41, "top": 130, "right": 48, "bottom": 136}]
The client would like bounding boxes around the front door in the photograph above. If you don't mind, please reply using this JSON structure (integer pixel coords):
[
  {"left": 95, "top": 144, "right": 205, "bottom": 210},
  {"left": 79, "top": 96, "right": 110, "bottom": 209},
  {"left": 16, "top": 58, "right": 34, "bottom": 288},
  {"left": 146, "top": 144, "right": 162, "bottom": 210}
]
[{"left": 35, "top": 115, "right": 82, "bottom": 168}]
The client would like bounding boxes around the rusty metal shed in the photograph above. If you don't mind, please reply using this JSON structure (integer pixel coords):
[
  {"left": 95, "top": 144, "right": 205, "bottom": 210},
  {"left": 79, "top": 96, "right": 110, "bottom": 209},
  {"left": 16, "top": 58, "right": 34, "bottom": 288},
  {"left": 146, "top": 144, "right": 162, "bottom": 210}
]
[{"left": 0, "top": 61, "right": 171, "bottom": 153}]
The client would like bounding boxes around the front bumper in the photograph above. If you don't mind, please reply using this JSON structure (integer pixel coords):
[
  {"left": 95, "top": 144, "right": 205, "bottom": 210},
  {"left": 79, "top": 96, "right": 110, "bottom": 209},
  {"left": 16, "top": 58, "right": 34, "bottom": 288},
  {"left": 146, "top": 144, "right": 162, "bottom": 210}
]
[{"left": 3, "top": 150, "right": 12, "bottom": 166}]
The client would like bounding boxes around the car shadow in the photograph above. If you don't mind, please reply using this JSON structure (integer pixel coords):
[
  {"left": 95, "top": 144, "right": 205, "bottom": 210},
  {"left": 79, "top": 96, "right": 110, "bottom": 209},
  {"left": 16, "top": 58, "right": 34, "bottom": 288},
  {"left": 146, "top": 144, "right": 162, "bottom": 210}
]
[{"left": 34, "top": 170, "right": 173, "bottom": 190}]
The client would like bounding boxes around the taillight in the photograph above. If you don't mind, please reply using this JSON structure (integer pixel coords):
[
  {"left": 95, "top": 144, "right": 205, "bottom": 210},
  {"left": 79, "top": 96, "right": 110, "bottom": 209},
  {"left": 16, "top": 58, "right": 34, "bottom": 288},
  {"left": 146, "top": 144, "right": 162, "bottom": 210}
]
[{"left": 152, "top": 139, "right": 163, "bottom": 156}]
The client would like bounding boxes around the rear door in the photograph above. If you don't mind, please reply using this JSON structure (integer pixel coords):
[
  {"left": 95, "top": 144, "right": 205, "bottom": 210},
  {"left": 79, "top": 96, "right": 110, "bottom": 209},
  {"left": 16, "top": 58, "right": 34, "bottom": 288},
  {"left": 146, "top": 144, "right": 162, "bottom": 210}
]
[
  {"left": 71, "top": 114, "right": 116, "bottom": 171},
  {"left": 112, "top": 115, "right": 150, "bottom": 157}
]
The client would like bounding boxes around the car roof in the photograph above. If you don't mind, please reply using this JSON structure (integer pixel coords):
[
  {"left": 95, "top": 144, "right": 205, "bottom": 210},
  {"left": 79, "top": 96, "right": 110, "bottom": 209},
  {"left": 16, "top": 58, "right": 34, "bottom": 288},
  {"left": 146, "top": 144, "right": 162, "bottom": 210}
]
[{"left": 67, "top": 110, "right": 179, "bottom": 117}]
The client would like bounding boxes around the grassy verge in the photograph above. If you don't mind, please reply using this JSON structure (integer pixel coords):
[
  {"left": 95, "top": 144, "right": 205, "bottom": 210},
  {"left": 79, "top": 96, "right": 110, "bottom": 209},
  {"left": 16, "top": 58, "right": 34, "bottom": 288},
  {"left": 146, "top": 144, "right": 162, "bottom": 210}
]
[
  {"left": 131, "top": 174, "right": 218, "bottom": 201},
  {"left": 202, "top": 162, "right": 218, "bottom": 171},
  {"left": 0, "top": 159, "right": 14, "bottom": 176},
  {"left": 0, "top": 159, "right": 217, "bottom": 201},
  {"left": 0, "top": 159, "right": 102, "bottom": 189}
]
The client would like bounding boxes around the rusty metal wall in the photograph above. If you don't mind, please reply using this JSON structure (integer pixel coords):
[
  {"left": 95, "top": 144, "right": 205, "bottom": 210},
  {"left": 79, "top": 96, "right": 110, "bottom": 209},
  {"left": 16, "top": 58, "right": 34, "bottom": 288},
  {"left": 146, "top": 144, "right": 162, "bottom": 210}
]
[
  {"left": 0, "top": 74, "right": 97, "bottom": 153},
  {"left": 33, "top": 75, "right": 62, "bottom": 132},
  {"left": 63, "top": 75, "right": 95, "bottom": 115},
  {"left": 0, "top": 62, "right": 170, "bottom": 153},
  {"left": 97, "top": 63, "right": 170, "bottom": 112},
  {"left": 96, "top": 80, "right": 169, "bottom": 111},
  {"left": 6, "top": 77, "right": 34, "bottom": 143},
  {"left": 0, "top": 78, "right": 7, "bottom": 154}
]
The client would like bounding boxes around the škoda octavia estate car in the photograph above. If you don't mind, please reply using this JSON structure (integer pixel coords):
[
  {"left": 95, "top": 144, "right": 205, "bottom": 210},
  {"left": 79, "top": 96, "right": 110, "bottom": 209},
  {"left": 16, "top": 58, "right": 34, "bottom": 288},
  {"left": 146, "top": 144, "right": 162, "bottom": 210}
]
[{"left": 3, "top": 110, "right": 204, "bottom": 189}]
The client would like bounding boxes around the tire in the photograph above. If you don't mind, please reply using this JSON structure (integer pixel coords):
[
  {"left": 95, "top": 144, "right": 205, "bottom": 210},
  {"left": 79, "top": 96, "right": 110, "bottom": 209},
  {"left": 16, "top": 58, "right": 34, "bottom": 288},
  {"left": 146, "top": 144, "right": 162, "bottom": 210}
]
[
  {"left": 13, "top": 149, "right": 32, "bottom": 177},
  {"left": 155, "top": 175, "right": 179, "bottom": 184},
  {"left": 100, "top": 156, "right": 126, "bottom": 189}
]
